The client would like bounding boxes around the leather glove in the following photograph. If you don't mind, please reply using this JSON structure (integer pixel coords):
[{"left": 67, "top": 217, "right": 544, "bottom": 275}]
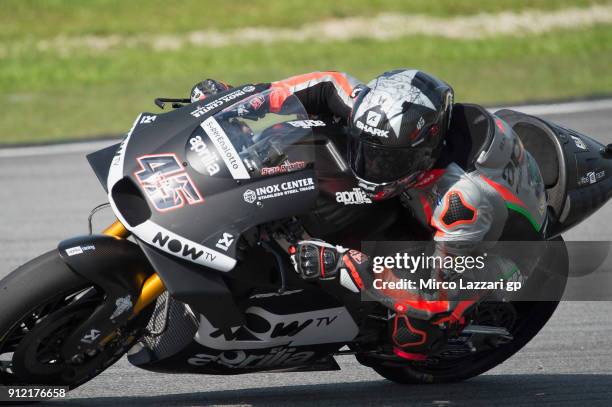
[
  {"left": 190, "top": 79, "right": 232, "bottom": 102},
  {"left": 291, "top": 239, "right": 347, "bottom": 280}
]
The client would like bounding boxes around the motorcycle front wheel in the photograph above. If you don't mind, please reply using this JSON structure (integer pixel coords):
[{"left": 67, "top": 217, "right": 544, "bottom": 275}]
[{"left": 0, "top": 250, "right": 153, "bottom": 389}]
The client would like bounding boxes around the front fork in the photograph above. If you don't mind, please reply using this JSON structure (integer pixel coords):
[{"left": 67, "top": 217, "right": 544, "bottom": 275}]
[{"left": 102, "top": 220, "right": 166, "bottom": 317}]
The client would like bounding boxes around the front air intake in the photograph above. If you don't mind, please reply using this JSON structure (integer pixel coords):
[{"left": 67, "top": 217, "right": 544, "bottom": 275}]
[{"left": 111, "top": 177, "right": 151, "bottom": 227}]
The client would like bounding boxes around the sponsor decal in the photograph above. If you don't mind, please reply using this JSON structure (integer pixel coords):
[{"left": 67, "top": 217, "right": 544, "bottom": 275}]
[
  {"left": 358, "top": 180, "right": 376, "bottom": 192},
  {"left": 366, "top": 111, "right": 381, "bottom": 127},
  {"left": 250, "top": 289, "right": 303, "bottom": 299},
  {"left": 355, "top": 119, "right": 389, "bottom": 138},
  {"left": 65, "top": 247, "right": 82, "bottom": 256},
  {"left": 348, "top": 250, "right": 366, "bottom": 264},
  {"left": 210, "top": 316, "right": 337, "bottom": 342},
  {"left": 80, "top": 329, "right": 101, "bottom": 344},
  {"left": 111, "top": 139, "right": 127, "bottom": 167},
  {"left": 191, "top": 86, "right": 205, "bottom": 101},
  {"left": 153, "top": 231, "right": 215, "bottom": 262},
  {"left": 416, "top": 116, "right": 425, "bottom": 130},
  {"left": 243, "top": 189, "right": 257, "bottom": 204},
  {"left": 187, "top": 347, "right": 316, "bottom": 369},
  {"left": 216, "top": 232, "right": 235, "bottom": 252},
  {"left": 187, "top": 134, "right": 221, "bottom": 176},
  {"left": 287, "top": 120, "right": 326, "bottom": 129},
  {"left": 571, "top": 135, "right": 587, "bottom": 150},
  {"left": 133, "top": 221, "right": 236, "bottom": 271},
  {"left": 201, "top": 117, "right": 250, "bottom": 179},
  {"left": 110, "top": 295, "right": 133, "bottom": 320},
  {"left": 336, "top": 188, "right": 372, "bottom": 205},
  {"left": 140, "top": 115, "right": 157, "bottom": 124},
  {"left": 249, "top": 96, "right": 265, "bottom": 110},
  {"left": 261, "top": 160, "right": 306, "bottom": 176},
  {"left": 134, "top": 153, "right": 204, "bottom": 212},
  {"left": 243, "top": 177, "right": 315, "bottom": 204},
  {"left": 65, "top": 245, "right": 95, "bottom": 257},
  {"left": 195, "top": 306, "right": 358, "bottom": 349},
  {"left": 190, "top": 87, "right": 256, "bottom": 118},
  {"left": 578, "top": 170, "right": 605, "bottom": 186}
]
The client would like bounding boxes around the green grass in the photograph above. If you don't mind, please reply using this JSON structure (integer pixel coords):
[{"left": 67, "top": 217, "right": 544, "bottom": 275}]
[
  {"left": 0, "top": 0, "right": 609, "bottom": 40},
  {"left": 1, "top": 24, "right": 611, "bottom": 144},
  {"left": 1, "top": 1, "right": 612, "bottom": 144}
]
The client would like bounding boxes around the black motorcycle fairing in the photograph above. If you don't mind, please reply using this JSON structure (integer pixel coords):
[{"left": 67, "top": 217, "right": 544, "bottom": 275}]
[
  {"left": 129, "top": 287, "right": 353, "bottom": 374},
  {"left": 86, "top": 142, "right": 120, "bottom": 193},
  {"left": 131, "top": 340, "right": 342, "bottom": 375},
  {"left": 137, "top": 240, "right": 245, "bottom": 330},
  {"left": 57, "top": 235, "right": 154, "bottom": 356},
  {"left": 496, "top": 109, "right": 612, "bottom": 238},
  {"left": 106, "top": 89, "right": 321, "bottom": 273}
]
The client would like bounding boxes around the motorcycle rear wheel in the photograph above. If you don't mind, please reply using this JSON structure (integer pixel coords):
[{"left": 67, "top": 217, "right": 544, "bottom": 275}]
[{"left": 366, "top": 300, "right": 559, "bottom": 384}]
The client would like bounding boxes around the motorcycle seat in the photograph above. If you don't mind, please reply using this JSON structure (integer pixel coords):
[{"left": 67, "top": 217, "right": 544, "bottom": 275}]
[{"left": 494, "top": 109, "right": 567, "bottom": 217}]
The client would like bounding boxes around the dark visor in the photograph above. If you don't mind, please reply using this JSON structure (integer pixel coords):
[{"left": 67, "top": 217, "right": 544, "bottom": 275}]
[{"left": 348, "top": 137, "right": 424, "bottom": 184}]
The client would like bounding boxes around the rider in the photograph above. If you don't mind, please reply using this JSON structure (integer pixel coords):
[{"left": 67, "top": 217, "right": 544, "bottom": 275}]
[{"left": 190, "top": 70, "right": 548, "bottom": 360}]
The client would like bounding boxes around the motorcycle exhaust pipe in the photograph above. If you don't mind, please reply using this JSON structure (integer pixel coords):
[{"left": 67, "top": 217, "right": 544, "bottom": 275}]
[{"left": 103, "top": 220, "right": 166, "bottom": 317}]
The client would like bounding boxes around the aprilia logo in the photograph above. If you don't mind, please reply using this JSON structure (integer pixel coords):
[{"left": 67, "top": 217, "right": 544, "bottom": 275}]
[
  {"left": 188, "top": 135, "right": 220, "bottom": 176},
  {"left": 355, "top": 120, "right": 389, "bottom": 138},
  {"left": 187, "top": 347, "right": 315, "bottom": 369},
  {"left": 336, "top": 188, "right": 372, "bottom": 205}
]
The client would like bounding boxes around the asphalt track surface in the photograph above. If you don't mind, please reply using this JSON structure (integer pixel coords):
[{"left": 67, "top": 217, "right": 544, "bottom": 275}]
[{"left": 1, "top": 102, "right": 611, "bottom": 406}]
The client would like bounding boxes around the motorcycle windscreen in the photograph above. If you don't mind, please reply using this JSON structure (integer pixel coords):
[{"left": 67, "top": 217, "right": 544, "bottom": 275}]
[
  {"left": 110, "top": 90, "right": 319, "bottom": 271},
  {"left": 193, "top": 90, "right": 315, "bottom": 180}
]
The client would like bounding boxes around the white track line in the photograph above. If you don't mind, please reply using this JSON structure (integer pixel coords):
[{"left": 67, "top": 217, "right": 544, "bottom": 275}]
[
  {"left": 0, "top": 139, "right": 118, "bottom": 158},
  {"left": 16, "top": 4, "right": 612, "bottom": 55},
  {"left": 1, "top": 98, "right": 611, "bottom": 158},
  {"left": 490, "top": 98, "right": 612, "bottom": 115}
]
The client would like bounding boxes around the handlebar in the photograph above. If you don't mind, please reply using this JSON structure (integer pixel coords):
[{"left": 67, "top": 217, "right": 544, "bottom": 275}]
[{"left": 154, "top": 98, "right": 192, "bottom": 110}]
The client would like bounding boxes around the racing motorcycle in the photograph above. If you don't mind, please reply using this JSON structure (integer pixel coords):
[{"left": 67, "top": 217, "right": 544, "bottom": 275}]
[{"left": 1, "top": 85, "right": 612, "bottom": 391}]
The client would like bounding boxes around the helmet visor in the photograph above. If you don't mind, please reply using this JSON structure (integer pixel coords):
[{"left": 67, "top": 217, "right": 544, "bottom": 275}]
[{"left": 348, "top": 136, "right": 425, "bottom": 184}]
